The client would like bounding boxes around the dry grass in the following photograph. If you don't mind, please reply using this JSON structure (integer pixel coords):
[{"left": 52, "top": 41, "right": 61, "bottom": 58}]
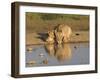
[{"left": 26, "top": 13, "right": 89, "bottom": 33}]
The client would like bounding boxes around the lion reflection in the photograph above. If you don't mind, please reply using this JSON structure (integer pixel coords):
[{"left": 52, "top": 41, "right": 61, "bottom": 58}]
[
  {"left": 45, "top": 44, "right": 55, "bottom": 56},
  {"left": 45, "top": 44, "right": 72, "bottom": 62}
]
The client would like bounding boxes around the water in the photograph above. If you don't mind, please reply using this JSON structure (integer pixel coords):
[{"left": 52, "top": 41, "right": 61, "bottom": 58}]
[{"left": 26, "top": 43, "right": 89, "bottom": 67}]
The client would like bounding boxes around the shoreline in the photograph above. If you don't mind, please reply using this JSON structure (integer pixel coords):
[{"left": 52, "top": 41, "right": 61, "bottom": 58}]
[{"left": 26, "top": 31, "right": 89, "bottom": 45}]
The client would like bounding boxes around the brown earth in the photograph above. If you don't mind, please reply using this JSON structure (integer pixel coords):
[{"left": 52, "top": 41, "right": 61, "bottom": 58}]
[{"left": 26, "top": 31, "right": 89, "bottom": 45}]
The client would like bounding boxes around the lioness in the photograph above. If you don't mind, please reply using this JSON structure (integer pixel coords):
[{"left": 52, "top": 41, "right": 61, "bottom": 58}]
[
  {"left": 55, "top": 24, "right": 72, "bottom": 44},
  {"left": 54, "top": 30, "right": 63, "bottom": 44}
]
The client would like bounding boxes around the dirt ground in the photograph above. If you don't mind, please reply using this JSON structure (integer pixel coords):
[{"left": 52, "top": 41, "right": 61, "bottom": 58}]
[{"left": 26, "top": 31, "right": 89, "bottom": 45}]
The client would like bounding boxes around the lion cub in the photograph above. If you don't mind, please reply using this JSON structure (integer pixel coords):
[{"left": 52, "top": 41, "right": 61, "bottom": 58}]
[{"left": 46, "top": 30, "right": 55, "bottom": 44}]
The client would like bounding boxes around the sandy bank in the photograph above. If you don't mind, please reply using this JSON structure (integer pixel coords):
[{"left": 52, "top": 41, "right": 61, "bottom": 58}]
[{"left": 26, "top": 31, "right": 89, "bottom": 45}]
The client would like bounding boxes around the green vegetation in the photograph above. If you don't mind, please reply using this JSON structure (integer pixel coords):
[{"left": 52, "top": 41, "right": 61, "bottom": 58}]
[{"left": 26, "top": 12, "right": 89, "bottom": 33}]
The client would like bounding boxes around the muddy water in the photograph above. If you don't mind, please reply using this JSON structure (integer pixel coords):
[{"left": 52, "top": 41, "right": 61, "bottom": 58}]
[{"left": 26, "top": 43, "right": 89, "bottom": 67}]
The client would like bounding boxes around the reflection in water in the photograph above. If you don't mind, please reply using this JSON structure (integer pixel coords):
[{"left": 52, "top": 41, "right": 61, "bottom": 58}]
[
  {"left": 45, "top": 44, "right": 55, "bottom": 56},
  {"left": 45, "top": 44, "right": 71, "bottom": 62},
  {"left": 26, "top": 43, "right": 89, "bottom": 67},
  {"left": 56, "top": 44, "right": 71, "bottom": 61}
]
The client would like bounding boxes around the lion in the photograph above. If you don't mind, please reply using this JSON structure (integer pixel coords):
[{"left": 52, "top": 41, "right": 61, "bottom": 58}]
[
  {"left": 54, "top": 30, "right": 63, "bottom": 44},
  {"left": 46, "top": 30, "right": 55, "bottom": 44},
  {"left": 46, "top": 24, "right": 72, "bottom": 44},
  {"left": 55, "top": 24, "right": 72, "bottom": 44}
]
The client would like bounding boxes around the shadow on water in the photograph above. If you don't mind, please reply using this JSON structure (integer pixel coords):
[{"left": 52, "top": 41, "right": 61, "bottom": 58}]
[{"left": 45, "top": 44, "right": 72, "bottom": 62}]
